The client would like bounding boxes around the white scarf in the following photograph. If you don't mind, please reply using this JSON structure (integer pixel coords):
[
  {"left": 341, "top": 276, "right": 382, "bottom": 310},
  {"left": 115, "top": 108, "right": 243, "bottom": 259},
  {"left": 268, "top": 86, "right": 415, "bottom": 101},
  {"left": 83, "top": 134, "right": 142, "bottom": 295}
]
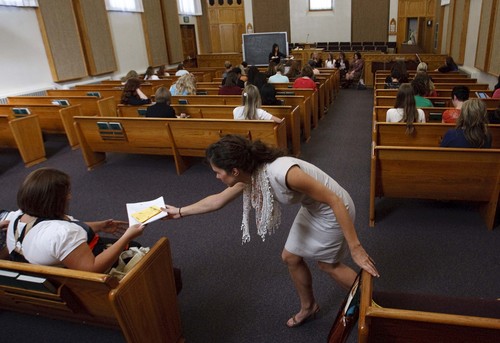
[{"left": 241, "top": 165, "right": 281, "bottom": 244}]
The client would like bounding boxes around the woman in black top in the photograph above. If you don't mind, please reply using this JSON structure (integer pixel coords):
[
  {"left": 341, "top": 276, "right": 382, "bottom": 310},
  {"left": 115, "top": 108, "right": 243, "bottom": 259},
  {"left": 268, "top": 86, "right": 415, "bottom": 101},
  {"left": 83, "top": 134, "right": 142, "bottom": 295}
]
[
  {"left": 260, "top": 83, "right": 282, "bottom": 106},
  {"left": 120, "top": 78, "right": 151, "bottom": 105},
  {"left": 145, "top": 87, "right": 176, "bottom": 118},
  {"left": 269, "top": 43, "right": 286, "bottom": 64}
]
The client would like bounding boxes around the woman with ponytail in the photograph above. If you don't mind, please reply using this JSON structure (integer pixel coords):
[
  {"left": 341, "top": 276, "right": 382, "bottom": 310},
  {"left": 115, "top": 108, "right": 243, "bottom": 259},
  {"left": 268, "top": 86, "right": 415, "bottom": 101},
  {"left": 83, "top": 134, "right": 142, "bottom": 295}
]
[
  {"left": 162, "top": 134, "right": 379, "bottom": 328},
  {"left": 233, "top": 84, "right": 283, "bottom": 123}
]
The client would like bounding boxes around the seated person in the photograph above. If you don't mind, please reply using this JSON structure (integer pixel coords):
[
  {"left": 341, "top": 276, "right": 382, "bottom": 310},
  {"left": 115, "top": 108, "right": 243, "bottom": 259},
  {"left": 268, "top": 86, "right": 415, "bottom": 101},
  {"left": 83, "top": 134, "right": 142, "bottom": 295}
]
[
  {"left": 492, "top": 75, "right": 500, "bottom": 99},
  {"left": 308, "top": 60, "right": 320, "bottom": 76},
  {"left": 441, "top": 99, "right": 492, "bottom": 148},
  {"left": 260, "top": 83, "right": 283, "bottom": 106},
  {"left": 411, "top": 78, "right": 433, "bottom": 108},
  {"left": 335, "top": 52, "right": 349, "bottom": 82},
  {"left": 414, "top": 70, "right": 437, "bottom": 97},
  {"left": 233, "top": 84, "right": 282, "bottom": 123},
  {"left": 269, "top": 43, "right": 287, "bottom": 65},
  {"left": 169, "top": 73, "right": 196, "bottom": 96},
  {"left": 146, "top": 87, "right": 176, "bottom": 118},
  {"left": 156, "top": 65, "right": 170, "bottom": 78},
  {"left": 442, "top": 85, "right": 470, "bottom": 123},
  {"left": 344, "top": 52, "right": 364, "bottom": 88},
  {"left": 386, "top": 83, "right": 426, "bottom": 134},
  {"left": 324, "top": 53, "right": 335, "bottom": 69},
  {"left": 266, "top": 61, "right": 277, "bottom": 77},
  {"left": 222, "top": 61, "right": 232, "bottom": 78},
  {"left": 384, "top": 67, "right": 402, "bottom": 89},
  {"left": 436, "top": 56, "right": 459, "bottom": 73},
  {"left": 218, "top": 71, "right": 243, "bottom": 95},
  {"left": 175, "top": 63, "right": 189, "bottom": 76},
  {"left": 120, "top": 78, "right": 151, "bottom": 105},
  {"left": 268, "top": 63, "right": 290, "bottom": 84},
  {"left": 222, "top": 67, "right": 245, "bottom": 88},
  {"left": 293, "top": 64, "right": 317, "bottom": 90},
  {"left": 5, "top": 168, "right": 145, "bottom": 272},
  {"left": 310, "top": 52, "right": 322, "bottom": 68},
  {"left": 143, "top": 66, "right": 159, "bottom": 81}
]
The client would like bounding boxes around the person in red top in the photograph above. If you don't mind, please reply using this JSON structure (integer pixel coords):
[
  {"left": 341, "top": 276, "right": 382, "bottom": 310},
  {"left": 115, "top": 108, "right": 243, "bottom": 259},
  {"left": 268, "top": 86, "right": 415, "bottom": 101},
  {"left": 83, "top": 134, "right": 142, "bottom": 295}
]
[
  {"left": 292, "top": 64, "right": 317, "bottom": 90},
  {"left": 442, "top": 85, "right": 469, "bottom": 123}
]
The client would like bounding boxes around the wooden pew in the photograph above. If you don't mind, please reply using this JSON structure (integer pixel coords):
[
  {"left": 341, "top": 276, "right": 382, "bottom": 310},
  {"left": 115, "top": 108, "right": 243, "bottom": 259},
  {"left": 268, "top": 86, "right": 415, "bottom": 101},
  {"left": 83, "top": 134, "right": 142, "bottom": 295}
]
[
  {"left": 375, "top": 76, "right": 478, "bottom": 84},
  {"left": 0, "top": 237, "right": 184, "bottom": 343},
  {"left": 117, "top": 103, "right": 301, "bottom": 156},
  {"left": 74, "top": 83, "right": 157, "bottom": 97},
  {"left": 0, "top": 114, "right": 46, "bottom": 167},
  {"left": 373, "top": 106, "right": 498, "bottom": 123},
  {"left": 375, "top": 95, "right": 500, "bottom": 108},
  {"left": 369, "top": 145, "right": 500, "bottom": 230},
  {"left": 47, "top": 89, "right": 123, "bottom": 103},
  {"left": 7, "top": 96, "right": 101, "bottom": 116},
  {"left": 171, "top": 94, "right": 312, "bottom": 141},
  {"left": 359, "top": 270, "right": 500, "bottom": 343},
  {"left": 373, "top": 122, "right": 500, "bottom": 149},
  {"left": 73, "top": 116, "right": 287, "bottom": 174},
  {"left": 276, "top": 88, "right": 319, "bottom": 129},
  {"left": 374, "top": 82, "right": 490, "bottom": 90}
]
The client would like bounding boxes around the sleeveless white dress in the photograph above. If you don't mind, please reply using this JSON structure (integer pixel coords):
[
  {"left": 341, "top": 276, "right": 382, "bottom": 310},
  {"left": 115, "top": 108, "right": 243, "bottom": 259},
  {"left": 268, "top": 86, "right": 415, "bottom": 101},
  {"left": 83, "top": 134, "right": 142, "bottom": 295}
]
[{"left": 266, "top": 157, "right": 355, "bottom": 263}]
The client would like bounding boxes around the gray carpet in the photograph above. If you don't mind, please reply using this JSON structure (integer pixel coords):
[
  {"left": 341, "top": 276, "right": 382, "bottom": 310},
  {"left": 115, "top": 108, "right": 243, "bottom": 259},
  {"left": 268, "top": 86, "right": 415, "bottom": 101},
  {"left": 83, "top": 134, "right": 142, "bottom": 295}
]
[{"left": 0, "top": 87, "right": 499, "bottom": 343}]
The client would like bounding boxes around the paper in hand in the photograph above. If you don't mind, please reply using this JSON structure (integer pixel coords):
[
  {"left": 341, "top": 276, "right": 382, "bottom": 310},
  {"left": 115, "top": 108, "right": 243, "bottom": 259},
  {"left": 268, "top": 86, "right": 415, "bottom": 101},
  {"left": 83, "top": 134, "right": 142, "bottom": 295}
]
[{"left": 127, "top": 196, "right": 168, "bottom": 225}]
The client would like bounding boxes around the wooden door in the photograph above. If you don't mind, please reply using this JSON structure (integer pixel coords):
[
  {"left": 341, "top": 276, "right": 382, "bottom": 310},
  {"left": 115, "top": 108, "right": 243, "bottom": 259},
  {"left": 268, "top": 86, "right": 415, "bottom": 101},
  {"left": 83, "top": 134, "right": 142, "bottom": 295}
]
[{"left": 181, "top": 25, "right": 198, "bottom": 67}]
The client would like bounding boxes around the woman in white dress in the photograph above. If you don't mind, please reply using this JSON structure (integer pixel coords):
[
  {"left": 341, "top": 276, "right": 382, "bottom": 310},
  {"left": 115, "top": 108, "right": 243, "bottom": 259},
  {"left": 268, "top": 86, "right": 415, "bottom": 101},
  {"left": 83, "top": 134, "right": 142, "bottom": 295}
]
[{"left": 163, "top": 135, "right": 379, "bottom": 328}]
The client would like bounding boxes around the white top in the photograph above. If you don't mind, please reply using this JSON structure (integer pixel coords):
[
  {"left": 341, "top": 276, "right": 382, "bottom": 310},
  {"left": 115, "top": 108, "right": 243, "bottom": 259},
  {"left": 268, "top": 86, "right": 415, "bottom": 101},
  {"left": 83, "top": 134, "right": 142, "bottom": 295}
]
[
  {"left": 175, "top": 70, "right": 189, "bottom": 76},
  {"left": 325, "top": 60, "right": 335, "bottom": 68},
  {"left": 386, "top": 108, "right": 426, "bottom": 123},
  {"left": 268, "top": 73, "right": 289, "bottom": 83},
  {"left": 5, "top": 210, "right": 87, "bottom": 266},
  {"left": 233, "top": 106, "right": 273, "bottom": 120},
  {"left": 144, "top": 75, "right": 160, "bottom": 80}
]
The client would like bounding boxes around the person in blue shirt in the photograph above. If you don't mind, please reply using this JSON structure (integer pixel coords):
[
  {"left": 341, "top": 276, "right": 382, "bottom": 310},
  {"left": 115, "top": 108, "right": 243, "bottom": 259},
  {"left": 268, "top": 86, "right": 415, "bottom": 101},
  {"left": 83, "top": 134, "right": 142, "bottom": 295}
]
[{"left": 440, "top": 99, "right": 492, "bottom": 148}]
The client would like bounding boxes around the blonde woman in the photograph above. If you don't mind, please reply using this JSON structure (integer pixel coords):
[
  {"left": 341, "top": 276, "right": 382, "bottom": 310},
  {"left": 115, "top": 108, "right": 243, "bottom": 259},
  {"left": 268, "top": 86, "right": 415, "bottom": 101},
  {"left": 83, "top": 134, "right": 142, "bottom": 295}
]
[
  {"left": 233, "top": 84, "right": 283, "bottom": 123},
  {"left": 169, "top": 73, "right": 196, "bottom": 96}
]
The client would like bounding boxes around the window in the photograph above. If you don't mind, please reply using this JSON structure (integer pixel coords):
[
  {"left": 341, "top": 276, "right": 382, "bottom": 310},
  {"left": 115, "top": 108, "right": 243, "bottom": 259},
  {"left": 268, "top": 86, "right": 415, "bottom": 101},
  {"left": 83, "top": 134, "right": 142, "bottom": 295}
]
[
  {"left": 176, "top": 0, "right": 202, "bottom": 15},
  {"left": 105, "top": 0, "right": 143, "bottom": 12},
  {"left": 309, "top": 0, "right": 333, "bottom": 11},
  {"left": 0, "top": 0, "right": 38, "bottom": 6}
]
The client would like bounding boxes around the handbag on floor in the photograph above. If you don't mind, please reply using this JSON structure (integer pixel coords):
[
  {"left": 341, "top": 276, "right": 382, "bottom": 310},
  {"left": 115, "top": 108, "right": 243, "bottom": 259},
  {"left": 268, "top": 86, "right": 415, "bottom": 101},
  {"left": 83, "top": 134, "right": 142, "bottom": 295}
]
[
  {"left": 327, "top": 270, "right": 361, "bottom": 343},
  {"left": 109, "top": 246, "right": 150, "bottom": 280}
]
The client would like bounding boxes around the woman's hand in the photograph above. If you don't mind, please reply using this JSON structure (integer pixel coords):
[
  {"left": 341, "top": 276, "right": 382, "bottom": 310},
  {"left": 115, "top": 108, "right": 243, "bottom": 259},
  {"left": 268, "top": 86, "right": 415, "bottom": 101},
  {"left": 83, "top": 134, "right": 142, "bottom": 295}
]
[
  {"left": 0, "top": 220, "right": 9, "bottom": 231},
  {"left": 350, "top": 244, "right": 379, "bottom": 277},
  {"left": 122, "top": 223, "right": 146, "bottom": 240},
  {"left": 161, "top": 205, "right": 182, "bottom": 219},
  {"left": 88, "top": 219, "right": 128, "bottom": 236}
]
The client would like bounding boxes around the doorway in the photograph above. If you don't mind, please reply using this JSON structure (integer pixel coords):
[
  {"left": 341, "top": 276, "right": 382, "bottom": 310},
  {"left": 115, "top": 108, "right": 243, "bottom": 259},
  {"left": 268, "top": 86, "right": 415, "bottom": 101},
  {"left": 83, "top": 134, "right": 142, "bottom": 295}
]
[{"left": 180, "top": 25, "right": 198, "bottom": 68}]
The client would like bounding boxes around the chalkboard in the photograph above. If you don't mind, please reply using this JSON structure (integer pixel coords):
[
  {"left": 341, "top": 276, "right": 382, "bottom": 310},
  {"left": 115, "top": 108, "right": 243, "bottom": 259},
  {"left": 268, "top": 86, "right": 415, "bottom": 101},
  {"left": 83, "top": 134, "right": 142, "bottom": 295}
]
[{"left": 242, "top": 32, "right": 288, "bottom": 66}]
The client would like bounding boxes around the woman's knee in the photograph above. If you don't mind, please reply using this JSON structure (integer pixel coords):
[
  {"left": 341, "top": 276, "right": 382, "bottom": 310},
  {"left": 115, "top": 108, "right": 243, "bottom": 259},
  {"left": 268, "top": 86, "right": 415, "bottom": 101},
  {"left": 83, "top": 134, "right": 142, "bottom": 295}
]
[
  {"left": 316, "top": 261, "right": 339, "bottom": 273},
  {"left": 281, "top": 249, "right": 303, "bottom": 266}
]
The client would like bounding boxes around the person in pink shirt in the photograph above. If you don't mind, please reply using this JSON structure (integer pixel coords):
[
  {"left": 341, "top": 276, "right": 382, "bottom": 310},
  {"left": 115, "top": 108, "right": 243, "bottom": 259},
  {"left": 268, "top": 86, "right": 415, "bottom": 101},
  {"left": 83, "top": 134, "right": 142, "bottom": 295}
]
[{"left": 292, "top": 64, "right": 317, "bottom": 90}]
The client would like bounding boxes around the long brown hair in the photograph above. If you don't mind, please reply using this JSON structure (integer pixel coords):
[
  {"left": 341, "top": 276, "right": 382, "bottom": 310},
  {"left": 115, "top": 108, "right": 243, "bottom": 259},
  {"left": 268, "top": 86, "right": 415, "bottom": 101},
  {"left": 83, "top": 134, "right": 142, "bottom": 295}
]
[
  {"left": 17, "top": 168, "right": 70, "bottom": 219},
  {"left": 394, "top": 83, "right": 419, "bottom": 134},
  {"left": 456, "top": 99, "right": 491, "bottom": 147},
  {"left": 121, "top": 77, "right": 142, "bottom": 104}
]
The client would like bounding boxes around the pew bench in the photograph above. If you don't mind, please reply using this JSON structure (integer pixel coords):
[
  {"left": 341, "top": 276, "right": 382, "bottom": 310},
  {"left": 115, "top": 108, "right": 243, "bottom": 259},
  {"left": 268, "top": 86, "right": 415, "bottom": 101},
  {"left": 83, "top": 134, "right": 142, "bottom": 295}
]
[
  {"left": 47, "top": 89, "right": 124, "bottom": 103},
  {"left": 369, "top": 145, "right": 500, "bottom": 230},
  {"left": 359, "top": 270, "right": 500, "bottom": 343},
  {"left": 0, "top": 237, "right": 184, "bottom": 343},
  {"left": 73, "top": 116, "right": 287, "bottom": 174},
  {"left": 373, "top": 106, "right": 498, "bottom": 123},
  {"left": 374, "top": 82, "right": 490, "bottom": 91},
  {"left": 0, "top": 114, "right": 46, "bottom": 167},
  {"left": 117, "top": 103, "right": 301, "bottom": 157},
  {"left": 7, "top": 96, "right": 101, "bottom": 116}
]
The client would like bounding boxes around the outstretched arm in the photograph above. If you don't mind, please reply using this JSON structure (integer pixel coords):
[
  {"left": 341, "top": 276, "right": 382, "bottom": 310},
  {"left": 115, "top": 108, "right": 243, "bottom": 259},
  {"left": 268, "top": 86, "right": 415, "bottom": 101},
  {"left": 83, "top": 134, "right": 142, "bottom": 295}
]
[
  {"left": 285, "top": 166, "right": 379, "bottom": 277},
  {"left": 163, "top": 182, "right": 246, "bottom": 219}
]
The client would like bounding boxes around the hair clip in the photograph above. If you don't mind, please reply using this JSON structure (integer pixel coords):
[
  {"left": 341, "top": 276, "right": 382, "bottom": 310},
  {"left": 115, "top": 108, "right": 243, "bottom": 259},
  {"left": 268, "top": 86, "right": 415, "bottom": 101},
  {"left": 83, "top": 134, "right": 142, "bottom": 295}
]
[{"left": 243, "top": 92, "right": 248, "bottom": 97}]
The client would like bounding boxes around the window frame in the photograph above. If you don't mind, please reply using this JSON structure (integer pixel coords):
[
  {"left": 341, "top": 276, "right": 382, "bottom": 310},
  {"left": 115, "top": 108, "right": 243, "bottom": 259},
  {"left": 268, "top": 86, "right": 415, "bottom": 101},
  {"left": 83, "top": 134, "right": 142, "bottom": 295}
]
[
  {"left": 309, "top": 0, "right": 333, "bottom": 12},
  {"left": 0, "top": 0, "right": 38, "bottom": 7},
  {"left": 104, "top": 0, "right": 144, "bottom": 13}
]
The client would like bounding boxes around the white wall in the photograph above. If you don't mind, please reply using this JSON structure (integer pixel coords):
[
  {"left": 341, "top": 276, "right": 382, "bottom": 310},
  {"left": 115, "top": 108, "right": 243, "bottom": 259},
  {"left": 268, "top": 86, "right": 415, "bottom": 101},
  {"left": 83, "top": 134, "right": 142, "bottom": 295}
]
[
  {"left": 290, "top": 1, "right": 352, "bottom": 43},
  {"left": 0, "top": 7, "right": 53, "bottom": 97}
]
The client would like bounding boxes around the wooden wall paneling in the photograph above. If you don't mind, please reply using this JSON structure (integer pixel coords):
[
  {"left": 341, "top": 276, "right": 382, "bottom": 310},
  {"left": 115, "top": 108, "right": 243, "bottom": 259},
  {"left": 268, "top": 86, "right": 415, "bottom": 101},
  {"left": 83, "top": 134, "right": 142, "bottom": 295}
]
[
  {"left": 448, "top": 0, "right": 469, "bottom": 64},
  {"left": 73, "top": 0, "right": 117, "bottom": 75},
  {"left": 206, "top": 0, "right": 245, "bottom": 53},
  {"left": 36, "top": 0, "right": 88, "bottom": 82},
  {"left": 352, "top": 0, "right": 390, "bottom": 42},
  {"left": 252, "top": 0, "right": 290, "bottom": 38},
  {"left": 475, "top": 0, "right": 494, "bottom": 71},
  {"left": 196, "top": 0, "right": 212, "bottom": 54},
  {"left": 142, "top": 0, "right": 169, "bottom": 67},
  {"left": 161, "top": 0, "right": 184, "bottom": 64},
  {"left": 487, "top": 1, "right": 500, "bottom": 75}
]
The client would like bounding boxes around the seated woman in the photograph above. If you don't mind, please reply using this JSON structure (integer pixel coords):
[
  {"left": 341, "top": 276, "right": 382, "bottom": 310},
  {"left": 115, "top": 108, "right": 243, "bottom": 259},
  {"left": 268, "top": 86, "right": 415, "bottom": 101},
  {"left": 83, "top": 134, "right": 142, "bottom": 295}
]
[
  {"left": 260, "top": 83, "right": 283, "bottom": 106},
  {"left": 324, "top": 53, "right": 335, "bottom": 69},
  {"left": 441, "top": 99, "right": 492, "bottom": 148},
  {"left": 344, "top": 52, "right": 364, "bottom": 88},
  {"left": 143, "top": 66, "right": 159, "bottom": 81},
  {"left": 386, "top": 83, "right": 426, "bottom": 134},
  {"left": 335, "top": 52, "right": 349, "bottom": 83},
  {"left": 293, "top": 64, "right": 317, "bottom": 90},
  {"left": 218, "top": 71, "right": 243, "bottom": 95},
  {"left": 146, "top": 87, "right": 176, "bottom": 118},
  {"left": 4, "top": 168, "right": 145, "bottom": 272},
  {"left": 436, "top": 56, "right": 459, "bottom": 73},
  {"left": 121, "top": 70, "right": 139, "bottom": 84},
  {"left": 268, "top": 63, "right": 290, "bottom": 84},
  {"left": 169, "top": 73, "right": 196, "bottom": 96},
  {"left": 410, "top": 78, "right": 433, "bottom": 108},
  {"left": 266, "top": 61, "right": 277, "bottom": 78},
  {"left": 492, "top": 75, "right": 500, "bottom": 99},
  {"left": 120, "top": 78, "right": 151, "bottom": 105},
  {"left": 285, "top": 60, "right": 302, "bottom": 80},
  {"left": 156, "top": 65, "right": 170, "bottom": 78},
  {"left": 233, "top": 84, "right": 283, "bottom": 123},
  {"left": 384, "top": 67, "right": 402, "bottom": 89}
]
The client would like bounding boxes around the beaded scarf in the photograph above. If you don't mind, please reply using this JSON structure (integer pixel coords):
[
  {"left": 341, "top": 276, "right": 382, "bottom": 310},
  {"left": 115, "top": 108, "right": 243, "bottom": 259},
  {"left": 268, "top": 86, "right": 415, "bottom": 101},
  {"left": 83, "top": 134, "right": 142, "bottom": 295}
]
[{"left": 241, "top": 165, "right": 281, "bottom": 244}]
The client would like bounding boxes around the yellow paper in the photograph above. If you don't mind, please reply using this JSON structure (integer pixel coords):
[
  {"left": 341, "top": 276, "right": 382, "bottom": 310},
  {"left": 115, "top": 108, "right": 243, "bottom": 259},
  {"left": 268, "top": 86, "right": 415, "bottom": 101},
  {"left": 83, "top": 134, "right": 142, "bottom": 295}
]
[{"left": 131, "top": 206, "right": 161, "bottom": 223}]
